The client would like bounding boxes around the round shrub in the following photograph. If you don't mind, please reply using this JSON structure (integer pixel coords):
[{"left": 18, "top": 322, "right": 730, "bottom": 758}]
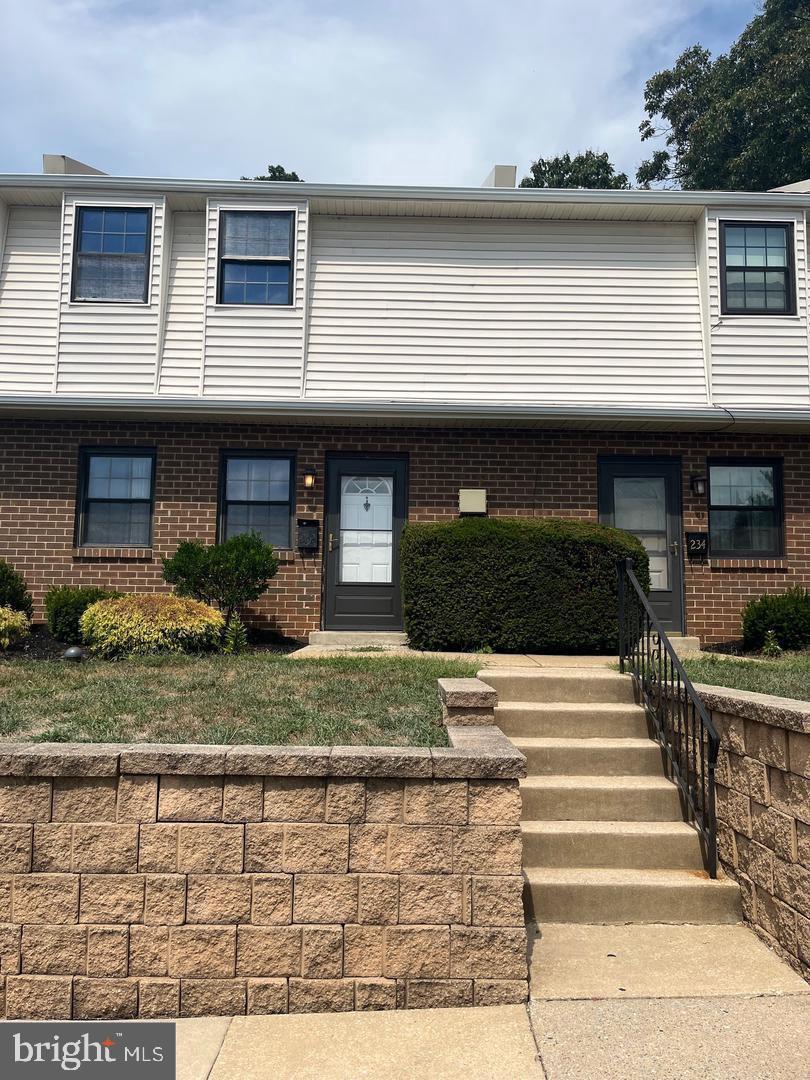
[
  {"left": 401, "top": 517, "right": 650, "bottom": 653},
  {"left": 0, "top": 606, "right": 30, "bottom": 651},
  {"left": 45, "top": 586, "right": 121, "bottom": 644},
  {"left": 80, "top": 594, "right": 225, "bottom": 658},
  {"left": 742, "top": 587, "right": 810, "bottom": 651},
  {"left": 0, "top": 559, "right": 33, "bottom": 618}
]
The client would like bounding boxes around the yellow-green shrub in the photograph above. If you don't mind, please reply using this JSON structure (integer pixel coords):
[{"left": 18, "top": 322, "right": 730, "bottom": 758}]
[
  {"left": 80, "top": 594, "right": 224, "bottom": 658},
  {"left": 0, "top": 606, "right": 30, "bottom": 650}
]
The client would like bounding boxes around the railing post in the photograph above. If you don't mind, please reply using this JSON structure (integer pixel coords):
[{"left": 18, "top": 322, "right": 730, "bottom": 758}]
[{"left": 617, "top": 558, "right": 626, "bottom": 673}]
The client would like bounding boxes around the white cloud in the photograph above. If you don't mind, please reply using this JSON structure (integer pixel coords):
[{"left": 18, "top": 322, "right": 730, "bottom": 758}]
[{"left": 0, "top": 0, "right": 752, "bottom": 184}]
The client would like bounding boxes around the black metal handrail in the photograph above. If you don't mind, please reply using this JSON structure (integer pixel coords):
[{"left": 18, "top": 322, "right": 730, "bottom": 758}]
[{"left": 617, "top": 557, "right": 719, "bottom": 877}]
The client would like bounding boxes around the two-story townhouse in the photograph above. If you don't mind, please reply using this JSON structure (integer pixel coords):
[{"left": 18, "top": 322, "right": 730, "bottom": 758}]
[{"left": 0, "top": 163, "right": 809, "bottom": 645}]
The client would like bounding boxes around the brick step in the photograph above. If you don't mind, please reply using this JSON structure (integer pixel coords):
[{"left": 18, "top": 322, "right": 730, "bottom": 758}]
[
  {"left": 496, "top": 701, "right": 648, "bottom": 740},
  {"left": 513, "top": 737, "right": 663, "bottom": 776},
  {"left": 521, "top": 819, "right": 704, "bottom": 870},
  {"left": 521, "top": 775, "right": 683, "bottom": 822},
  {"left": 480, "top": 668, "right": 635, "bottom": 705},
  {"left": 524, "top": 867, "right": 742, "bottom": 924}
]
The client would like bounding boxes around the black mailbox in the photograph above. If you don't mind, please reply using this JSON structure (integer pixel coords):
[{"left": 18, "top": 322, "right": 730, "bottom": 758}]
[{"left": 297, "top": 519, "right": 320, "bottom": 552}]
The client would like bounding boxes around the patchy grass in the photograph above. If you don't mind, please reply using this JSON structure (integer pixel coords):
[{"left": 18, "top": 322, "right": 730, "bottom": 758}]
[
  {"left": 683, "top": 653, "right": 810, "bottom": 702},
  {"left": 0, "top": 653, "right": 478, "bottom": 746}
]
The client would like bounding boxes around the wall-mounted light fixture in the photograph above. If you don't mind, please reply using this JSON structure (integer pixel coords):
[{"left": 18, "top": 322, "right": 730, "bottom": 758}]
[
  {"left": 690, "top": 474, "right": 707, "bottom": 498},
  {"left": 303, "top": 471, "right": 316, "bottom": 491}
]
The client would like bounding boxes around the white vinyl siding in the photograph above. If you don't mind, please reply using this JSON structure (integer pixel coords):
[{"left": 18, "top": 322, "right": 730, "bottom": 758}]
[
  {"left": 304, "top": 217, "right": 708, "bottom": 405},
  {"left": 55, "top": 192, "right": 165, "bottom": 395},
  {"left": 202, "top": 198, "right": 308, "bottom": 398},
  {"left": 158, "top": 211, "right": 206, "bottom": 394},
  {"left": 0, "top": 205, "right": 61, "bottom": 393},
  {"left": 707, "top": 207, "right": 809, "bottom": 408}
]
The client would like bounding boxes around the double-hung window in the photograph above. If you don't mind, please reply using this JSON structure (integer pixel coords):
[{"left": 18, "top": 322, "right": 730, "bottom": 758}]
[
  {"left": 708, "top": 459, "right": 784, "bottom": 557},
  {"left": 72, "top": 207, "right": 152, "bottom": 302},
  {"left": 217, "top": 210, "right": 294, "bottom": 305},
  {"left": 720, "top": 222, "right": 795, "bottom": 315},
  {"left": 220, "top": 452, "right": 294, "bottom": 548},
  {"left": 77, "top": 448, "right": 156, "bottom": 547}
]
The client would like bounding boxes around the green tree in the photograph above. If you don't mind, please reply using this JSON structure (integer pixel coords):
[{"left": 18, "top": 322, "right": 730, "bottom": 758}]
[
  {"left": 637, "top": 0, "right": 810, "bottom": 190},
  {"left": 242, "top": 164, "right": 303, "bottom": 181},
  {"left": 520, "top": 151, "right": 630, "bottom": 189}
]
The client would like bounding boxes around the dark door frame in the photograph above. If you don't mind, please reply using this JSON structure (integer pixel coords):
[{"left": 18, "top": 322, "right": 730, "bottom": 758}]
[
  {"left": 321, "top": 452, "right": 409, "bottom": 631},
  {"left": 597, "top": 455, "right": 686, "bottom": 634}
]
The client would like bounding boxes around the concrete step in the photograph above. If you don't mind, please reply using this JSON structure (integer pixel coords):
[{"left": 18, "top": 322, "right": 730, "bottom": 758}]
[
  {"left": 514, "top": 737, "right": 663, "bottom": 777},
  {"left": 524, "top": 867, "right": 742, "bottom": 924},
  {"left": 496, "top": 701, "right": 649, "bottom": 739},
  {"left": 521, "top": 820, "right": 705, "bottom": 870},
  {"left": 480, "top": 668, "right": 635, "bottom": 704},
  {"left": 521, "top": 775, "right": 684, "bottom": 822},
  {"left": 308, "top": 631, "right": 408, "bottom": 649}
]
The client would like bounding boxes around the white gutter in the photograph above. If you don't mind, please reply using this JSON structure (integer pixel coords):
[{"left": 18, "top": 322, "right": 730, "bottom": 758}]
[
  {"left": 1, "top": 174, "right": 810, "bottom": 210},
  {"left": 1, "top": 394, "right": 809, "bottom": 430}
]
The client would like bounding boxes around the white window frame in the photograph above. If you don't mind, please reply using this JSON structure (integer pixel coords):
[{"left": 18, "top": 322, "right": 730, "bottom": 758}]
[
  {"left": 67, "top": 200, "right": 157, "bottom": 307},
  {"left": 214, "top": 204, "right": 299, "bottom": 309}
]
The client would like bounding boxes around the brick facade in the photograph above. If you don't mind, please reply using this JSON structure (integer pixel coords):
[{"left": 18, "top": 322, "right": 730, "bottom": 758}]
[
  {"left": 1, "top": 417, "right": 809, "bottom": 644},
  {"left": 0, "top": 734, "right": 528, "bottom": 1019}
]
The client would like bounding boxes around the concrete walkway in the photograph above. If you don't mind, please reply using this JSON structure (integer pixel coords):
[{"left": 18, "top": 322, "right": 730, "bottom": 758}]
[{"left": 291, "top": 647, "right": 621, "bottom": 664}]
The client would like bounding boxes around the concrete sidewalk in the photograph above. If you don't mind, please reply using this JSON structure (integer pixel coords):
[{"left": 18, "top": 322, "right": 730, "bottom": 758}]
[{"left": 174, "top": 990, "right": 810, "bottom": 1080}]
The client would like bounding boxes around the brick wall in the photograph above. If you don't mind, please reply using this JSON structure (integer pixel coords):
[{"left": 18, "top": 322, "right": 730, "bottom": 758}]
[
  {"left": 705, "top": 686, "right": 810, "bottom": 980},
  {"left": 0, "top": 731, "right": 528, "bottom": 1019},
  {"left": 2, "top": 417, "right": 809, "bottom": 643}
]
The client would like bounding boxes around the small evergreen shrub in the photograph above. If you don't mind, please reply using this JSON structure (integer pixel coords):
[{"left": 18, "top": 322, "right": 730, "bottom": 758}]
[
  {"left": 401, "top": 517, "right": 650, "bottom": 653},
  {"left": 742, "top": 587, "right": 810, "bottom": 652},
  {"left": 0, "top": 559, "right": 33, "bottom": 618},
  {"left": 222, "top": 613, "right": 249, "bottom": 655},
  {"left": 45, "top": 586, "right": 121, "bottom": 644},
  {"left": 0, "top": 606, "right": 30, "bottom": 650},
  {"left": 162, "top": 532, "right": 279, "bottom": 627},
  {"left": 80, "top": 594, "right": 224, "bottom": 658}
]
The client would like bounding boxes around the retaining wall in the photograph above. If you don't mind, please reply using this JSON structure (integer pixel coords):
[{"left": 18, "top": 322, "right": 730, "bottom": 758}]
[
  {"left": 0, "top": 682, "right": 529, "bottom": 1019},
  {"left": 702, "top": 683, "right": 810, "bottom": 980}
]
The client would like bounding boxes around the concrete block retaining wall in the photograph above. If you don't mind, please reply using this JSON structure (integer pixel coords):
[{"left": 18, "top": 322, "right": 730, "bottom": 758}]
[
  {"left": 0, "top": 684, "right": 528, "bottom": 1019},
  {"left": 701, "top": 684, "right": 810, "bottom": 980}
]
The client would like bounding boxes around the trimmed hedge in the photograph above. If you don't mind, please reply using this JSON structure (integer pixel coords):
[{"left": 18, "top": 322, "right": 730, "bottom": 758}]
[
  {"left": 742, "top": 587, "right": 810, "bottom": 651},
  {"left": 401, "top": 517, "right": 650, "bottom": 653},
  {"left": 80, "top": 594, "right": 225, "bottom": 659},
  {"left": 45, "top": 586, "right": 121, "bottom": 644}
]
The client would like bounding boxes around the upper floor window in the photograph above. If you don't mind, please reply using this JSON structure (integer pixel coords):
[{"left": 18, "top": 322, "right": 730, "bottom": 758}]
[
  {"left": 708, "top": 459, "right": 783, "bottom": 557},
  {"left": 219, "top": 452, "right": 294, "bottom": 548},
  {"left": 72, "top": 207, "right": 152, "bottom": 303},
  {"left": 217, "top": 210, "right": 294, "bottom": 305},
  {"left": 76, "top": 448, "right": 155, "bottom": 547},
  {"left": 720, "top": 222, "right": 795, "bottom": 315}
]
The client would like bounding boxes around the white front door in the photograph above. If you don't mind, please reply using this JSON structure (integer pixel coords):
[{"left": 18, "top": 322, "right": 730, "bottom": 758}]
[{"left": 339, "top": 475, "right": 394, "bottom": 583}]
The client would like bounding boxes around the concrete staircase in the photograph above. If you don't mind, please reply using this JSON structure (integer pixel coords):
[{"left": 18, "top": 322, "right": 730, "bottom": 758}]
[{"left": 479, "top": 666, "right": 742, "bottom": 925}]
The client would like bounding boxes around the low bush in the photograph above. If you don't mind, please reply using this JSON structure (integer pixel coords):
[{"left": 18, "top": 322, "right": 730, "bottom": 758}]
[
  {"left": 401, "top": 517, "right": 650, "bottom": 653},
  {"left": 0, "top": 559, "right": 33, "bottom": 618},
  {"left": 742, "top": 587, "right": 810, "bottom": 652},
  {"left": 163, "top": 532, "right": 279, "bottom": 628},
  {"left": 79, "top": 594, "right": 225, "bottom": 659},
  {"left": 0, "top": 606, "right": 30, "bottom": 651},
  {"left": 45, "top": 586, "right": 121, "bottom": 644}
]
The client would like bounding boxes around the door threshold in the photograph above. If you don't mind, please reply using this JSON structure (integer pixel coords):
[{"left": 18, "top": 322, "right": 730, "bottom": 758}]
[{"left": 309, "top": 631, "right": 408, "bottom": 650}]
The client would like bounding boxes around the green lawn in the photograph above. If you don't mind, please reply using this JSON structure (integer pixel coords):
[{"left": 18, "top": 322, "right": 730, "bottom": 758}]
[
  {"left": 0, "top": 653, "right": 478, "bottom": 746},
  {"left": 683, "top": 653, "right": 810, "bottom": 702}
]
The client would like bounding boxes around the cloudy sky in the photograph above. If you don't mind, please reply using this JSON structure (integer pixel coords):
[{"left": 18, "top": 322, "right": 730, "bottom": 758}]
[{"left": 1, "top": 0, "right": 755, "bottom": 185}]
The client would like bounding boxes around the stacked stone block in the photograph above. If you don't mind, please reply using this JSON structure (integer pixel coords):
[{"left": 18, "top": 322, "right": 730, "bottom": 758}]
[
  {"left": 0, "top": 719, "right": 528, "bottom": 1018},
  {"left": 702, "top": 684, "right": 810, "bottom": 980}
]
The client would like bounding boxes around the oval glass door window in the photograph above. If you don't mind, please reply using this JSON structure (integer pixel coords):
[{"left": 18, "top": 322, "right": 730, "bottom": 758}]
[{"left": 340, "top": 476, "right": 394, "bottom": 583}]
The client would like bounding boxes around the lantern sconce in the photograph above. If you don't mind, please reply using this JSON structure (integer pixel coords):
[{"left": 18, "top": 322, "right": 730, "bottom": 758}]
[
  {"left": 690, "top": 474, "right": 707, "bottom": 498},
  {"left": 303, "top": 471, "right": 317, "bottom": 491}
]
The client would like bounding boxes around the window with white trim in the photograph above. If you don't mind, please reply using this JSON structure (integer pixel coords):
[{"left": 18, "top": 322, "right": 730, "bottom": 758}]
[{"left": 217, "top": 210, "right": 294, "bottom": 305}]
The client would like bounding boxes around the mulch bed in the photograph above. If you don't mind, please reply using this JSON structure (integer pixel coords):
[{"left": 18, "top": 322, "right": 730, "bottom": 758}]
[{"left": 2, "top": 624, "right": 303, "bottom": 662}]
